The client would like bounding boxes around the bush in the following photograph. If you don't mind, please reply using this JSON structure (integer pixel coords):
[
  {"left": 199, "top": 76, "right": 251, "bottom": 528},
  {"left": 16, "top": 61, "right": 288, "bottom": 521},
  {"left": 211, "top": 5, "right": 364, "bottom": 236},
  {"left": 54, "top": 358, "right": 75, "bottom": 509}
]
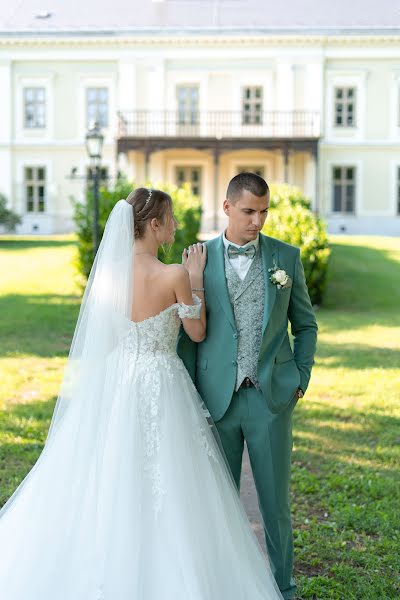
[
  {"left": 0, "top": 194, "right": 21, "bottom": 232},
  {"left": 72, "top": 178, "right": 133, "bottom": 283},
  {"left": 156, "top": 182, "right": 202, "bottom": 265},
  {"left": 262, "top": 183, "right": 330, "bottom": 306},
  {"left": 72, "top": 179, "right": 202, "bottom": 282}
]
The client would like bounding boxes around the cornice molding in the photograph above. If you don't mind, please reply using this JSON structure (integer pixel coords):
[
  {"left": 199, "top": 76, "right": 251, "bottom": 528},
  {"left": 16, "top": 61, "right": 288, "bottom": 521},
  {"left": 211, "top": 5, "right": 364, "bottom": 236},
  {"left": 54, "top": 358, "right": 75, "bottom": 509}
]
[{"left": 1, "top": 34, "right": 400, "bottom": 49}]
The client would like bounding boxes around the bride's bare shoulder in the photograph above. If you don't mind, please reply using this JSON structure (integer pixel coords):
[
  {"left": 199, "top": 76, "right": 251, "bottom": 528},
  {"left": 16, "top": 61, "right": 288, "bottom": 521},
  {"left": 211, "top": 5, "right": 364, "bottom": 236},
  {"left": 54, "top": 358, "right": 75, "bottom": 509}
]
[{"left": 162, "top": 263, "right": 189, "bottom": 282}]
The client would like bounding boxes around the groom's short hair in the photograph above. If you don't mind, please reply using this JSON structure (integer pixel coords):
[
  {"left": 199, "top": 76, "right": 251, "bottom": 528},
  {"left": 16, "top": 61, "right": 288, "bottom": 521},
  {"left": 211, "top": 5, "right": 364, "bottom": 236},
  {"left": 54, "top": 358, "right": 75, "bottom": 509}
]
[{"left": 227, "top": 172, "right": 270, "bottom": 204}]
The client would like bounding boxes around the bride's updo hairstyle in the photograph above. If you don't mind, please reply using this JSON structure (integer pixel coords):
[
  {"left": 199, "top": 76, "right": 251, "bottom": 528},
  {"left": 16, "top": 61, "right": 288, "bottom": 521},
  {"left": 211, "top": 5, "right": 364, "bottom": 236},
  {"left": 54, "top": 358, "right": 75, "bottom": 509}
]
[{"left": 126, "top": 187, "right": 173, "bottom": 239}]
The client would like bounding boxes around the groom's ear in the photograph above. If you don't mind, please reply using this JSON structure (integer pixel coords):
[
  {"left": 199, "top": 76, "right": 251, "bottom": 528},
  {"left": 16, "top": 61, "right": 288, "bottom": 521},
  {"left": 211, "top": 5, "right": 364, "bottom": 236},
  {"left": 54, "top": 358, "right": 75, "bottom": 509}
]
[{"left": 223, "top": 199, "right": 230, "bottom": 215}]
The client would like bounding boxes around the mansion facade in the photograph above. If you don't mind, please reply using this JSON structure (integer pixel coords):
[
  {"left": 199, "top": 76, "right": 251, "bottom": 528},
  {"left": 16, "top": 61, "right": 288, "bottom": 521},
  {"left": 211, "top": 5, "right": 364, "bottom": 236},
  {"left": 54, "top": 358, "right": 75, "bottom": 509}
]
[{"left": 1, "top": 12, "right": 400, "bottom": 235}]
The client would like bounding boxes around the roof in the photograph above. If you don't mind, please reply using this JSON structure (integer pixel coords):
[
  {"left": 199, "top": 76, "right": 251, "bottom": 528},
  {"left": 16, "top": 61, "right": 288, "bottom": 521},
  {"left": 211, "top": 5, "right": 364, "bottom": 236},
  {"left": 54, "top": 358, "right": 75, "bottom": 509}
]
[{"left": 1, "top": 0, "right": 400, "bottom": 36}]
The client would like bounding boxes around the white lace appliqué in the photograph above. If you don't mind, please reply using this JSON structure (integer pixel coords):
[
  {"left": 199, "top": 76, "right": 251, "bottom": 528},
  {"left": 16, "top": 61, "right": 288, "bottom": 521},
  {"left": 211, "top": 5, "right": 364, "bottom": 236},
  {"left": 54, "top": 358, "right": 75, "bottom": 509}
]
[
  {"left": 123, "top": 296, "right": 205, "bottom": 516},
  {"left": 177, "top": 294, "right": 202, "bottom": 320}
]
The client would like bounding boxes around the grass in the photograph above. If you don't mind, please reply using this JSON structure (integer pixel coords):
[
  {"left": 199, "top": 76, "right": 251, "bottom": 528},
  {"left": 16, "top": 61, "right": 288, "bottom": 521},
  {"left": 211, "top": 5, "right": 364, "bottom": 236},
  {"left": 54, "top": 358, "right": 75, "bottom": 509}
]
[
  {"left": 292, "top": 236, "right": 400, "bottom": 599},
  {"left": 0, "top": 234, "right": 399, "bottom": 599}
]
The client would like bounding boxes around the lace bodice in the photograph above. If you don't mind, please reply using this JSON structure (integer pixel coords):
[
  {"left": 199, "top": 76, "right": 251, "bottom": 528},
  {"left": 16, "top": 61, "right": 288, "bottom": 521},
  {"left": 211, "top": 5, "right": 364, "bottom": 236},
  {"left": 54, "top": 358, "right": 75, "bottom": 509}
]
[
  {"left": 119, "top": 295, "right": 205, "bottom": 517},
  {"left": 125, "top": 295, "right": 201, "bottom": 361}
]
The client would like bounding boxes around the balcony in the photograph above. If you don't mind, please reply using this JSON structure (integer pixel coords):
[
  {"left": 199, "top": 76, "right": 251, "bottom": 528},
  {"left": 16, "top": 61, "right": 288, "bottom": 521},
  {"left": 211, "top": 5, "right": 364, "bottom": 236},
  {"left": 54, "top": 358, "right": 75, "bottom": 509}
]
[{"left": 116, "top": 110, "right": 320, "bottom": 154}]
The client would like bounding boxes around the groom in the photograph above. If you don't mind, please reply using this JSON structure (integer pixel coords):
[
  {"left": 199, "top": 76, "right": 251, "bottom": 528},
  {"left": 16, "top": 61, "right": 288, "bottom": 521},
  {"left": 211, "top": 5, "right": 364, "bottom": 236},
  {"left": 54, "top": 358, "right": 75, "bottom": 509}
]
[{"left": 177, "top": 172, "right": 318, "bottom": 600}]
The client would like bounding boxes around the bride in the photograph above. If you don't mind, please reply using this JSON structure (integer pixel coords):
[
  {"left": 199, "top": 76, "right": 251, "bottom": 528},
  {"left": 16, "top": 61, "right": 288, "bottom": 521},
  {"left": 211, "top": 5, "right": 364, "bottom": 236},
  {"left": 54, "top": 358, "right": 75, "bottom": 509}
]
[{"left": 0, "top": 187, "right": 283, "bottom": 599}]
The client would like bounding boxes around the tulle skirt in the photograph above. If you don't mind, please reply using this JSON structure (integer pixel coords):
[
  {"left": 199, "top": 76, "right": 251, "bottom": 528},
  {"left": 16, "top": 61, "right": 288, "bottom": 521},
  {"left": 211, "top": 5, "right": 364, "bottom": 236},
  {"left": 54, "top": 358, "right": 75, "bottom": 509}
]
[{"left": 0, "top": 349, "right": 282, "bottom": 599}]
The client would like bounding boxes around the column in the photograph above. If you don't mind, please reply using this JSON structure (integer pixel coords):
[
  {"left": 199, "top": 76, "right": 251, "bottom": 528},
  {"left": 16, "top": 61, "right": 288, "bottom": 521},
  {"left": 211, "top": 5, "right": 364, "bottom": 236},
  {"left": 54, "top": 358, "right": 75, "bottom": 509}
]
[
  {"left": 213, "top": 146, "right": 220, "bottom": 231},
  {"left": 0, "top": 60, "right": 12, "bottom": 204}
]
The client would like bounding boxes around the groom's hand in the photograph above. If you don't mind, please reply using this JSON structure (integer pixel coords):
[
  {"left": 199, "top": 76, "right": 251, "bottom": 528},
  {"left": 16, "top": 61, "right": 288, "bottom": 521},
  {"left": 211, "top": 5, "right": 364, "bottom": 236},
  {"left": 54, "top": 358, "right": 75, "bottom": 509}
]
[{"left": 295, "top": 388, "right": 304, "bottom": 400}]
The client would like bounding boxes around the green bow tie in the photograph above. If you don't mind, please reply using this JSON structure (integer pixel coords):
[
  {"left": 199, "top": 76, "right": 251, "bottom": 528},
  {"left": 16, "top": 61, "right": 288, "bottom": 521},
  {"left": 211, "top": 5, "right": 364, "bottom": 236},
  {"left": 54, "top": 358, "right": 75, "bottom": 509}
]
[{"left": 227, "top": 244, "right": 256, "bottom": 259}]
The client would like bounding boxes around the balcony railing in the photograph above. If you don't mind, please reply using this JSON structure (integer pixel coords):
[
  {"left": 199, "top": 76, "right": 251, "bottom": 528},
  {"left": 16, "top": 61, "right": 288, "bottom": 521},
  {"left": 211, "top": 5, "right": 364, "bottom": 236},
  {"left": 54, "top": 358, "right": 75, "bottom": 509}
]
[{"left": 117, "top": 110, "right": 320, "bottom": 139}]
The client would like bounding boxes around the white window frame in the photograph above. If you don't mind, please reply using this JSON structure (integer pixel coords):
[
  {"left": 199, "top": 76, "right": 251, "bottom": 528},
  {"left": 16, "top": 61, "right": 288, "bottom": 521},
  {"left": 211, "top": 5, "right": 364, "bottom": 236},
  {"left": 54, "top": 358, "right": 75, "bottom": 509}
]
[
  {"left": 24, "top": 165, "right": 47, "bottom": 213},
  {"left": 77, "top": 75, "right": 116, "bottom": 141},
  {"left": 175, "top": 165, "right": 203, "bottom": 196},
  {"left": 16, "top": 158, "right": 53, "bottom": 215},
  {"left": 333, "top": 86, "right": 357, "bottom": 129},
  {"left": 75, "top": 157, "right": 115, "bottom": 204},
  {"left": 232, "top": 71, "right": 274, "bottom": 137},
  {"left": 241, "top": 86, "right": 264, "bottom": 125},
  {"left": 176, "top": 85, "right": 200, "bottom": 125},
  {"left": 230, "top": 158, "right": 272, "bottom": 183},
  {"left": 16, "top": 75, "right": 54, "bottom": 141},
  {"left": 327, "top": 160, "right": 362, "bottom": 217},
  {"left": 167, "top": 158, "right": 208, "bottom": 196},
  {"left": 326, "top": 72, "right": 367, "bottom": 141},
  {"left": 86, "top": 86, "right": 110, "bottom": 129},
  {"left": 23, "top": 87, "right": 47, "bottom": 129}
]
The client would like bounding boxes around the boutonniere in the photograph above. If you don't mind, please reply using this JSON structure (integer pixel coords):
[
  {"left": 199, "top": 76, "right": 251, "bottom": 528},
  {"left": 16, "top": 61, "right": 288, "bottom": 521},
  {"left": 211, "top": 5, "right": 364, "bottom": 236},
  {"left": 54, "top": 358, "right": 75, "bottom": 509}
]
[{"left": 268, "top": 262, "right": 292, "bottom": 289}]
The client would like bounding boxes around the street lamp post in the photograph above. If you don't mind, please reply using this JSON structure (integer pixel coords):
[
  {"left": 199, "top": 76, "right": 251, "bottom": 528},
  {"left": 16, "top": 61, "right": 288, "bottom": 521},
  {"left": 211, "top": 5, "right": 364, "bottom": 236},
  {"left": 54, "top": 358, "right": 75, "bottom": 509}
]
[{"left": 85, "top": 121, "right": 104, "bottom": 253}]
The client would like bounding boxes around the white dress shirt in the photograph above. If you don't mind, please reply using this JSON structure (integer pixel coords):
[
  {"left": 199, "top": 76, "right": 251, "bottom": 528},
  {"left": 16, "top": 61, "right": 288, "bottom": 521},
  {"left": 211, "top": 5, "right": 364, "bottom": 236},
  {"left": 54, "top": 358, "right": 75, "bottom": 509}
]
[{"left": 223, "top": 232, "right": 260, "bottom": 281}]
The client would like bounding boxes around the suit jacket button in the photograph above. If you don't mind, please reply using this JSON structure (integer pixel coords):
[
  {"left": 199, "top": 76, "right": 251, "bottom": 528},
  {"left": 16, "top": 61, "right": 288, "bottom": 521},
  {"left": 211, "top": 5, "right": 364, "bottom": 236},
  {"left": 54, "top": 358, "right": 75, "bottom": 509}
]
[
  {"left": 233, "top": 333, "right": 238, "bottom": 339},
  {"left": 232, "top": 360, "right": 237, "bottom": 366}
]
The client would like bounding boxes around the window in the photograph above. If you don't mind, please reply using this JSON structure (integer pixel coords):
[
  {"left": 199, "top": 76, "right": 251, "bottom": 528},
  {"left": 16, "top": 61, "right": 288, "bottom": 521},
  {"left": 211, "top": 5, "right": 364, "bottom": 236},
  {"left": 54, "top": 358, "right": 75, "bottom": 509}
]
[
  {"left": 237, "top": 166, "right": 265, "bottom": 178},
  {"left": 332, "top": 166, "right": 356, "bottom": 213},
  {"left": 86, "top": 87, "right": 109, "bottom": 128},
  {"left": 175, "top": 166, "right": 202, "bottom": 196},
  {"left": 334, "top": 87, "right": 356, "bottom": 127},
  {"left": 25, "top": 167, "right": 46, "bottom": 212},
  {"left": 86, "top": 166, "right": 109, "bottom": 188},
  {"left": 242, "top": 87, "right": 263, "bottom": 125},
  {"left": 176, "top": 86, "right": 199, "bottom": 126},
  {"left": 24, "top": 87, "right": 46, "bottom": 128}
]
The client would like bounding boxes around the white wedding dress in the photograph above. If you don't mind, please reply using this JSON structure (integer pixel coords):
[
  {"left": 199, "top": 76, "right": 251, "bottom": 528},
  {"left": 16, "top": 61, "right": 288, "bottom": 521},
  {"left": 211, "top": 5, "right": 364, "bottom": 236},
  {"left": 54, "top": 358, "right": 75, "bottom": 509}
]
[{"left": 0, "top": 200, "right": 283, "bottom": 599}]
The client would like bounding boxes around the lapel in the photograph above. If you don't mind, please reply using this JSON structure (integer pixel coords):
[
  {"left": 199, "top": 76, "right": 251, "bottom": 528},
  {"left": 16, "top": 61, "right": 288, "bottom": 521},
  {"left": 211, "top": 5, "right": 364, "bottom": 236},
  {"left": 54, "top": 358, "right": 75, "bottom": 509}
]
[
  {"left": 206, "top": 235, "right": 236, "bottom": 331},
  {"left": 260, "top": 234, "right": 278, "bottom": 335}
]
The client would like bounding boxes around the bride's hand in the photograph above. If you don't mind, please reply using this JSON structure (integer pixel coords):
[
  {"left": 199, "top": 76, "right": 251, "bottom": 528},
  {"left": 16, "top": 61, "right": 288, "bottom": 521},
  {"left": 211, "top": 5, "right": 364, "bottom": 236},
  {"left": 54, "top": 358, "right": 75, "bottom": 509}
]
[{"left": 182, "top": 243, "right": 207, "bottom": 282}]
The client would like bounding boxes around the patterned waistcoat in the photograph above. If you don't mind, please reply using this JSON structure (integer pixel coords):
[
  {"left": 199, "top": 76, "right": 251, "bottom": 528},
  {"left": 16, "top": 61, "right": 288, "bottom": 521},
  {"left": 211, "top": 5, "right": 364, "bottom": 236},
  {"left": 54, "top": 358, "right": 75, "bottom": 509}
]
[{"left": 224, "top": 248, "right": 265, "bottom": 390}]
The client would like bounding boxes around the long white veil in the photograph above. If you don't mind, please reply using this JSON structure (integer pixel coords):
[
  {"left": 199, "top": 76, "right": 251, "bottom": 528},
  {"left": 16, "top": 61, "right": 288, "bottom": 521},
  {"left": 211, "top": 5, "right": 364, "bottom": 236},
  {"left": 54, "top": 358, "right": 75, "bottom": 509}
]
[
  {"left": 0, "top": 200, "right": 135, "bottom": 583},
  {"left": 48, "top": 199, "right": 134, "bottom": 440}
]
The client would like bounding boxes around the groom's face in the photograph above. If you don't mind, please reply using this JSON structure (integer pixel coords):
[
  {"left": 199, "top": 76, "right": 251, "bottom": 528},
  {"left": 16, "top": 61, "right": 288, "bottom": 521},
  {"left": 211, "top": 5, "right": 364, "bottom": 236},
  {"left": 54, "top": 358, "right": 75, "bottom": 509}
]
[{"left": 223, "top": 189, "right": 270, "bottom": 245}]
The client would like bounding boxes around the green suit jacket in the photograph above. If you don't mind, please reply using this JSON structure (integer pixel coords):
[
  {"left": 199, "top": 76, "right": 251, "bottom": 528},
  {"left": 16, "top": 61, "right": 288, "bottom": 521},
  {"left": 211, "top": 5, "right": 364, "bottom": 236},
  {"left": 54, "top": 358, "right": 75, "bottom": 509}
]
[{"left": 177, "top": 233, "right": 318, "bottom": 420}]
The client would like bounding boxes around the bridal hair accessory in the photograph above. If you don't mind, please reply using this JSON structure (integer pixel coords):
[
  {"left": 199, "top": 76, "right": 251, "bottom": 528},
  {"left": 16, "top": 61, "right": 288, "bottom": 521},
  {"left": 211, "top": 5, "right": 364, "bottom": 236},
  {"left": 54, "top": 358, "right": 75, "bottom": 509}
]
[
  {"left": 136, "top": 188, "right": 153, "bottom": 214},
  {"left": 144, "top": 189, "right": 152, "bottom": 208}
]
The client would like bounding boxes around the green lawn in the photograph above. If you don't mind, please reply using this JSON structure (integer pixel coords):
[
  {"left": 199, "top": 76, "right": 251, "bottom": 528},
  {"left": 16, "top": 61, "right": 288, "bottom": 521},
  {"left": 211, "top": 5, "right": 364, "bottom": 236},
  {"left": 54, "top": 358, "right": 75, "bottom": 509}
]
[{"left": 0, "top": 234, "right": 399, "bottom": 599}]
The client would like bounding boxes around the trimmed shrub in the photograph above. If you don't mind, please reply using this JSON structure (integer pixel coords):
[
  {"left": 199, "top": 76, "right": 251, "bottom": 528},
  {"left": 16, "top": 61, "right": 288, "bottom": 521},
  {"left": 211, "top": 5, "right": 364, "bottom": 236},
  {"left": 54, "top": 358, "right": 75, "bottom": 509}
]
[
  {"left": 72, "top": 180, "right": 202, "bottom": 282},
  {"left": 262, "top": 183, "right": 330, "bottom": 306}
]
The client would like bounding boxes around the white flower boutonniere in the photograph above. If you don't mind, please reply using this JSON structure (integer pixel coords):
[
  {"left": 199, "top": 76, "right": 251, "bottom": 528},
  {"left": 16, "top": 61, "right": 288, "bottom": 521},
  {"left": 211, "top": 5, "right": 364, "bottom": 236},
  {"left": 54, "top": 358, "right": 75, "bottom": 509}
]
[{"left": 268, "top": 263, "right": 292, "bottom": 289}]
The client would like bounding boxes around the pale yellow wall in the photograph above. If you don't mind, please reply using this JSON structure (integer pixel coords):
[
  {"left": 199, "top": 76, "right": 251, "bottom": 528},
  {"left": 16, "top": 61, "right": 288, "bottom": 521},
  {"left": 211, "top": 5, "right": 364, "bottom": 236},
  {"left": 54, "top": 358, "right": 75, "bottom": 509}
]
[{"left": 320, "top": 147, "right": 397, "bottom": 217}]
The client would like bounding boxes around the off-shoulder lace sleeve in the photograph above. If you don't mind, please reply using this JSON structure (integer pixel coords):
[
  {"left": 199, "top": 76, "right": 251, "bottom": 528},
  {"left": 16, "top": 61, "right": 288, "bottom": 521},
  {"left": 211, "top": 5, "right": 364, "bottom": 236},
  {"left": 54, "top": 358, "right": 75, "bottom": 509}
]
[{"left": 177, "top": 294, "right": 202, "bottom": 320}]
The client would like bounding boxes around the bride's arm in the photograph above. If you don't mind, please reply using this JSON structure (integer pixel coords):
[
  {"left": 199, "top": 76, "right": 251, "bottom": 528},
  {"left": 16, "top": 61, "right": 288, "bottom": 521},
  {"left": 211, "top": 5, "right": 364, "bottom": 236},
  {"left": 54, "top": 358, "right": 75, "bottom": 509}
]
[
  {"left": 172, "top": 245, "right": 206, "bottom": 342},
  {"left": 173, "top": 266, "right": 206, "bottom": 343}
]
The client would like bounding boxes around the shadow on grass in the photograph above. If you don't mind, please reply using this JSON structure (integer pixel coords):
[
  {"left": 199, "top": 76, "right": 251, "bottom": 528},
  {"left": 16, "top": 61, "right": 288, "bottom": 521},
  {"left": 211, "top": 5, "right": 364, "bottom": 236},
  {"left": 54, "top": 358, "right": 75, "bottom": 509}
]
[
  {"left": 293, "top": 404, "right": 400, "bottom": 474},
  {"left": 0, "top": 293, "right": 80, "bottom": 357},
  {"left": 314, "top": 340, "right": 400, "bottom": 370},
  {"left": 323, "top": 242, "right": 400, "bottom": 312},
  {"left": 0, "top": 239, "right": 76, "bottom": 251}
]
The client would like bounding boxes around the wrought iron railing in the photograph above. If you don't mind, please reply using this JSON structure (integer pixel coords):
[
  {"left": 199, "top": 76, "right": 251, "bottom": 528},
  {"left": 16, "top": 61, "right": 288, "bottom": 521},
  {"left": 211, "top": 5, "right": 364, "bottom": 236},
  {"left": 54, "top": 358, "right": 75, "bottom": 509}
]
[{"left": 117, "top": 110, "right": 320, "bottom": 139}]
